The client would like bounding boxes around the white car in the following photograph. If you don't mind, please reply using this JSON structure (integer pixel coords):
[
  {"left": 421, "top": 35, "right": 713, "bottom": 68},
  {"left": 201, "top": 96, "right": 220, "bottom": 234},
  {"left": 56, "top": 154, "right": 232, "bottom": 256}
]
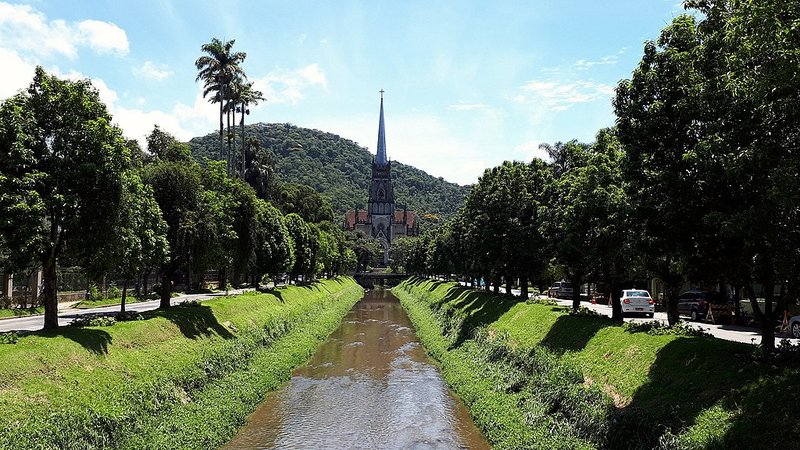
[{"left": 621, "top": 289, "right": 655, "bottom": 317}]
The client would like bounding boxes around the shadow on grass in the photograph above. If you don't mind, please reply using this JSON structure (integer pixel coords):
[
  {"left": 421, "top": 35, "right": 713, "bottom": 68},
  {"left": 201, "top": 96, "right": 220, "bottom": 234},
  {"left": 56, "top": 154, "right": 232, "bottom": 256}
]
[
  {"left": 541, "top": 314, "right": 614, "bottom": 354},
  {"left": 152, "top": 305, "right": 234, "bottom": 340},
  {"left": 607, "top": 336, "right": 786, "bottom": 449},
  {"left": 39, "top": 327, "right": 113, "bottom": 355},
  {"left": 442, "top": 286, "right": 521, "bottom": 348}
]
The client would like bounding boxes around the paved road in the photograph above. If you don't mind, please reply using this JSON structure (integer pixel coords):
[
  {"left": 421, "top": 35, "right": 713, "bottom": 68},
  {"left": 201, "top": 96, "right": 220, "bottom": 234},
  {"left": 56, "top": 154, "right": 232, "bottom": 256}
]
[
  {"left": 457, "top": 282, "right": 798, "bottom": 346},
  {"left": 0, "top": 289, "right": 252, "bottom": 332}
]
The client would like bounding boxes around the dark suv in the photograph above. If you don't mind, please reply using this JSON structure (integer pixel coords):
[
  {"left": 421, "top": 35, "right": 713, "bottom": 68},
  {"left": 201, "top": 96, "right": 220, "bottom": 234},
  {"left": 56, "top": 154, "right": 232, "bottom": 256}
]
[{"left": 677, "top": 290, "right": 728, "bottom": 321}]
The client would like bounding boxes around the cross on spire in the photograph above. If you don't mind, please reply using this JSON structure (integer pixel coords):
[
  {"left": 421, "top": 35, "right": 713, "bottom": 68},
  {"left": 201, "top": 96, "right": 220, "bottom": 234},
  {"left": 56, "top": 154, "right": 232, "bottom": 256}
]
[{"left": 379, "top": 89, "right": 384, "bottom": 99}]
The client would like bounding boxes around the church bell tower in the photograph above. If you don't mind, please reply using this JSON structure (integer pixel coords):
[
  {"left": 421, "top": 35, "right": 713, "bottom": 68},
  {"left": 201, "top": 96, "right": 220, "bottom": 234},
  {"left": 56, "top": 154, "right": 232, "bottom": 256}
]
[{"left": 368, "top": 90, "right": 395, "bottom": 264}]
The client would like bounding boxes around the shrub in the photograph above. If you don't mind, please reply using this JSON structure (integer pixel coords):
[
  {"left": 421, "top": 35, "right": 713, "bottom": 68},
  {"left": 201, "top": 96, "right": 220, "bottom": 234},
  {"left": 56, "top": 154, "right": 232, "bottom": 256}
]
[
  {"left": 115, "top": 311, "right": 144, "bottom": 321},
  {"left": 70, "top": 314, "right": 117, "bottom": 327},
  {"left": 107, "top": 284, "right": 122, "bottom": 299},
  {"left": 525, "top": 297, "right": 558, "bottom": 306},
  {"left": 177, "top": 300, "right": 202, "bottom": 308},
  {"left": 0, "top": 331, "right": 20, "bottom": 344},
  {"left": 88, "top": 283, "right": 103, "bottom": 301},
  {"left": 571, "top": 305, "right": 603, "bottom": 318},
  {"left": 623, "top": 320, "right": 712, "bottom": 337}
]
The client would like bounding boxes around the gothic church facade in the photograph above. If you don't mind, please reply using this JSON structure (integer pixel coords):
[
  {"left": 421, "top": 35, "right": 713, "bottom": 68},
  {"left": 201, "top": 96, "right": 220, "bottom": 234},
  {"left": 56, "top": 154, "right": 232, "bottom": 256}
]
[{"left": 344, "top": 93, "right": 419, "bottom": 265}]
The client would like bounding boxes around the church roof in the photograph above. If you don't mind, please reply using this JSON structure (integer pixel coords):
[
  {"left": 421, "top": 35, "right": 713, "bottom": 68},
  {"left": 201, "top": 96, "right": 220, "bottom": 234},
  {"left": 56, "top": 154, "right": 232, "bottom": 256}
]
[
  {"left": 344, "top": 210, "right": 369, "bottom": 229},
  {"left": 376, "top": 91, "right": 388, "bottom": 167},
  {"left": 394, "top": 210, "right": 417, "bottom": 227},
  {"left": 343, "top": 209, "right": 417, "bottom": 229}
]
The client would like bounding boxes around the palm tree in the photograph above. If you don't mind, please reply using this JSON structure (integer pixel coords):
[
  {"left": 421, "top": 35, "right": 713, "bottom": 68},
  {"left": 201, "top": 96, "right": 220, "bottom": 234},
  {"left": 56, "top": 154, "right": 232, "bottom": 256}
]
[
  {"left": 235, "top": 80, "right": 266, "bottom": 178},
  {"left": 195, "top": 38, "right": 246, "bottom": 173}
]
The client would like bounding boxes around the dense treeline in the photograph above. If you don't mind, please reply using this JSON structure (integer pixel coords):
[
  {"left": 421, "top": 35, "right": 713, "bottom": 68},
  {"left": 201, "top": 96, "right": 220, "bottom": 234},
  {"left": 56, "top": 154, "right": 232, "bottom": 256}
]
[
  {"left": 0, "top": 37, "right": 380, "bottom": 329},
  {"left": 394, "top": 0, "right": 800, "bottom": 351},
  {"left": 188, "top": 122, "right": 469, "bottom": 227}
]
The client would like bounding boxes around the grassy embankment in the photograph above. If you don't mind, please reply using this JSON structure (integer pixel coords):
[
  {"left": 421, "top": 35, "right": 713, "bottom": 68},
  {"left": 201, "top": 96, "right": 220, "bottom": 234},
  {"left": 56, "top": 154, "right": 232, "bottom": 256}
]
[
  {"left": 394, "top": 277, "right": 800, "bottom": 450},
  {"left": 0, "top": 306, "right": 44, "bottom": 319},
  {"left": 0, "top": 277, "right": 363, "bottom": 449},
  {"left": 73, "top": 296, "right": 143, "bottom": 309}
]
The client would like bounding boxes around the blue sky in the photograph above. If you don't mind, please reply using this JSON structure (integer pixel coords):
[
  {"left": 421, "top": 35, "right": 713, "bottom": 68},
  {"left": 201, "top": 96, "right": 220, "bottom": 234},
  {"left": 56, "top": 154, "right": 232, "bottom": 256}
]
[{"left": 0, "top": 1, "right": 685, "bottom": 185}]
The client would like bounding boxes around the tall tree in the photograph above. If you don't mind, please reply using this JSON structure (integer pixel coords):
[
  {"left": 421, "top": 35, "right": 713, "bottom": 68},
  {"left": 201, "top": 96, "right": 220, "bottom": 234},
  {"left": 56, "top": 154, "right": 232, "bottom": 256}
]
[
  {"left": 195, "top": 37, "right": 247, "bottom": 174},
  {"left": 253, "top": 200, "right": 294, "bottom": 284},
  {"left": 235, "top": 80, "right": 265, "bottom": 178},
  {"left": 614, "top": 14, "right": 706, "bottom": 325},
  {"left": 0, "top": 67, "right": 130, "bottom": 329}
]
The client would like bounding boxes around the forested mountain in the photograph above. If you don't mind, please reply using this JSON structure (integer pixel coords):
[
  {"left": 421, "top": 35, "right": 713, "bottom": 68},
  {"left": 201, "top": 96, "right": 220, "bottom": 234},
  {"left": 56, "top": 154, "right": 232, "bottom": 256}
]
[{"left": 188, "top": 123, "right": 469, "bottom": 225}]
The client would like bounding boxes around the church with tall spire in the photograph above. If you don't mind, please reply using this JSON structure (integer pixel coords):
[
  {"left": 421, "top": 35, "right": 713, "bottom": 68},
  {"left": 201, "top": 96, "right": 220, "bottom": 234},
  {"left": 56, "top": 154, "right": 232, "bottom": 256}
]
[{"left": 344, "top": 91, "right": 419, "bottom": 265}]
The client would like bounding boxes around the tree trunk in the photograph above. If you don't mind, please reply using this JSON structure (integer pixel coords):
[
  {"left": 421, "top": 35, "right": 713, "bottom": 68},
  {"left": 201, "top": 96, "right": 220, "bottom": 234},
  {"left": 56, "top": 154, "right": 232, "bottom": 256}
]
[
  {"left": 610, "top": 280, "right": 623, "bottom": 322},
  {"left": 520, "top": 275, "right": 529, "bottom": 300},
  {"left": 41, "top": 253, "right": 59, "bottom": 330},
  {"left": 120, "top": 278, "right": 128, "bottom": 313},
  {"left": 492, "top": 276, "right": 500, "bottom": 294},
  {"left": 219, "top": 95, "right": 224, "bottom": 163},
  {"left": 505, "top": 275, "right": 513, "bottom": 295},
  {"left": 241, "top": 109, "right": 246, "bottom": 179},
  {"left": 570, "top": 274, "right": 582, "bottom": 312},
  {"left": 665, "top": 282, "right": 681, "bottom": 326},
  {"left": 160, "top": 270, "right": 172, "bottom": 309},
  {"left": 761, "top": 282, "right": 776, "bottom": 351},
  {"left": 227, "top": 104, "right": 233, "bottom": 175}
]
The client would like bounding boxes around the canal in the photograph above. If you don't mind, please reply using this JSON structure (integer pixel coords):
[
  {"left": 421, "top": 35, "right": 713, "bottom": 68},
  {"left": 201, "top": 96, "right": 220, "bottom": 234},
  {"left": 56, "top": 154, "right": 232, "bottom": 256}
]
[{"left": 224, "top": 289, "right": 489, "bottom": 449}]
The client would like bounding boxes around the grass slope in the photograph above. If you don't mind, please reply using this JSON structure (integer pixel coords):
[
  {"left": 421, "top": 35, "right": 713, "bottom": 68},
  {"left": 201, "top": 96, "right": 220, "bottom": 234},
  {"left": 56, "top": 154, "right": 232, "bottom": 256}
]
[
  {"left": 394, "top": 277, "right": 800, "bottom": 450},
  {"left": 0, "top": 278, "right": 363, "bottom": 449}
]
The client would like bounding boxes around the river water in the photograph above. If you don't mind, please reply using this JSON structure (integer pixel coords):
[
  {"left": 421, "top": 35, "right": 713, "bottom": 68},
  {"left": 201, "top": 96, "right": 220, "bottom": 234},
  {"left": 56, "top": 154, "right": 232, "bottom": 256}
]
[{"left": 224, "top": 289, "right": 490, "bottom": 450}]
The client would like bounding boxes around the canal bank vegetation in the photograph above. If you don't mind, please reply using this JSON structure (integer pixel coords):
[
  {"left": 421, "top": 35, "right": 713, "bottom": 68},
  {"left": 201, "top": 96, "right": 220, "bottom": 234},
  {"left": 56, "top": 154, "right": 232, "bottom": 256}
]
[
  {"left": 392, "top": 0, "right": 800, "bottom": 353},
  {"left": 395, "top": 277, "right": 800, "bottom": 449},
  {"left": 0, "top": 277, "right": 362, "bottom": 449}
]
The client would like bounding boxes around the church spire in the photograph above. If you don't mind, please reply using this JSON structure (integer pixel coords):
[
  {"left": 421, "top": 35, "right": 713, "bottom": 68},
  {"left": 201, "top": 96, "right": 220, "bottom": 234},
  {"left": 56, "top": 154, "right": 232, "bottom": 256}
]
[{"left": 376, "top": 89, "right": 388, "bottom": 167}]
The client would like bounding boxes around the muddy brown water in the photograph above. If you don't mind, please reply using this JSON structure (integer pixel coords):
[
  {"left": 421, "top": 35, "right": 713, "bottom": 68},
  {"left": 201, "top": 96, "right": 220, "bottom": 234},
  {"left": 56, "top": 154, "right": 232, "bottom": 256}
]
[{"left": 224, "top": 289, "right": 490, "bottom": 450}]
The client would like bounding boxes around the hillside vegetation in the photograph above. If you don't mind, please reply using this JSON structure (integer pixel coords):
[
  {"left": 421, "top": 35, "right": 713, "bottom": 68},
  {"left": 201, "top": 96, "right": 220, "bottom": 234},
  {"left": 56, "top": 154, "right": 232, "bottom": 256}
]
[
  {"left": 0, "top": 278, "right": 363, "bottom": 449},
  {"left": 395, "top": 278, "right": 800, "bottom": 449},
  {"left": 188, "top": 123, "right": 469, "bottom": 224}
]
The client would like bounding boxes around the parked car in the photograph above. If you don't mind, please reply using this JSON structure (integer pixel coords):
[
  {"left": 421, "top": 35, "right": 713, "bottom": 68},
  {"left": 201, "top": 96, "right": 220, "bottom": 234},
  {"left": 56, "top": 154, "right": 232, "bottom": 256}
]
[
  {"left": 789, "top": 315, "right": 800, "bottom": 338},
  {"left": 621, "top": 289, "right": 655, "bottom": 317},
  {"left": 677, "top": 290, "right": 728, "bottom": 321},
  {"left": 548, "top": 281, "right": 573, "bottom": 299}
]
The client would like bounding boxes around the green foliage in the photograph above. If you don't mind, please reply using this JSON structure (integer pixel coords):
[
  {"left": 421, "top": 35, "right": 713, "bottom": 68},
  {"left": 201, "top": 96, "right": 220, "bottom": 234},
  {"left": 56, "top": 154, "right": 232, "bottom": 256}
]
[
  {"left": 187, "top": 123, "right": 469, "bottom": 226},
  {"left": 0, "top": 332, "right": 19, "bottom": 345},
  {"left": 525, "top": 298, "right": 557, "bottom": 306},
  {"left": 0, "top": 279, "right": 362, "bottom": 449},
  {"left": 114, "top": 311, "right": 144, "bottom": 322},
  {"left": 395, "top": 278, "right": 800, "bottom": 449},
  {"left": 70, "top": 314, "right": 118, "bottom": 327},
  {"left": 622, "top": 320, "right": 712, "bottom": 337},
  {"left": 283, "top": 213, "right": 315, "bottom": 279},
  {"left": 0, "top": 67, "right": 132, "bottom": 328}
]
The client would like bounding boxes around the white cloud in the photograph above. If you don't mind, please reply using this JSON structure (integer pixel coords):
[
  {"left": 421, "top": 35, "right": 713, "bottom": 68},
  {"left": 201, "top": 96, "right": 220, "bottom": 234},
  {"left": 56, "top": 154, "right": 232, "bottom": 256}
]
[
  {"left": 0, "top": 2, "right": 129, "bottom": 59},
  {"left": 76, "top": 20, "right": 128, "bottom": 56},
  {"left": 513, "top": 141, "right": 550, "bottom": 162},
  {"left": 133, "top": 61, "right": 173, "bottom": 81},
  {"left": 574, "top": 55, "right": 618, "bottom": 70},
  {"left": 252, "top": 63, "right": 327, "bottom": 105},
  {"left": 0, "top": 47, "right": 35, "bottom": 99},
  {"left": 448, "top": 102, "right": 486, "bottom": 111},
  {"left": 515, "top": 79, "right": 615, "bottom": 112}
]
